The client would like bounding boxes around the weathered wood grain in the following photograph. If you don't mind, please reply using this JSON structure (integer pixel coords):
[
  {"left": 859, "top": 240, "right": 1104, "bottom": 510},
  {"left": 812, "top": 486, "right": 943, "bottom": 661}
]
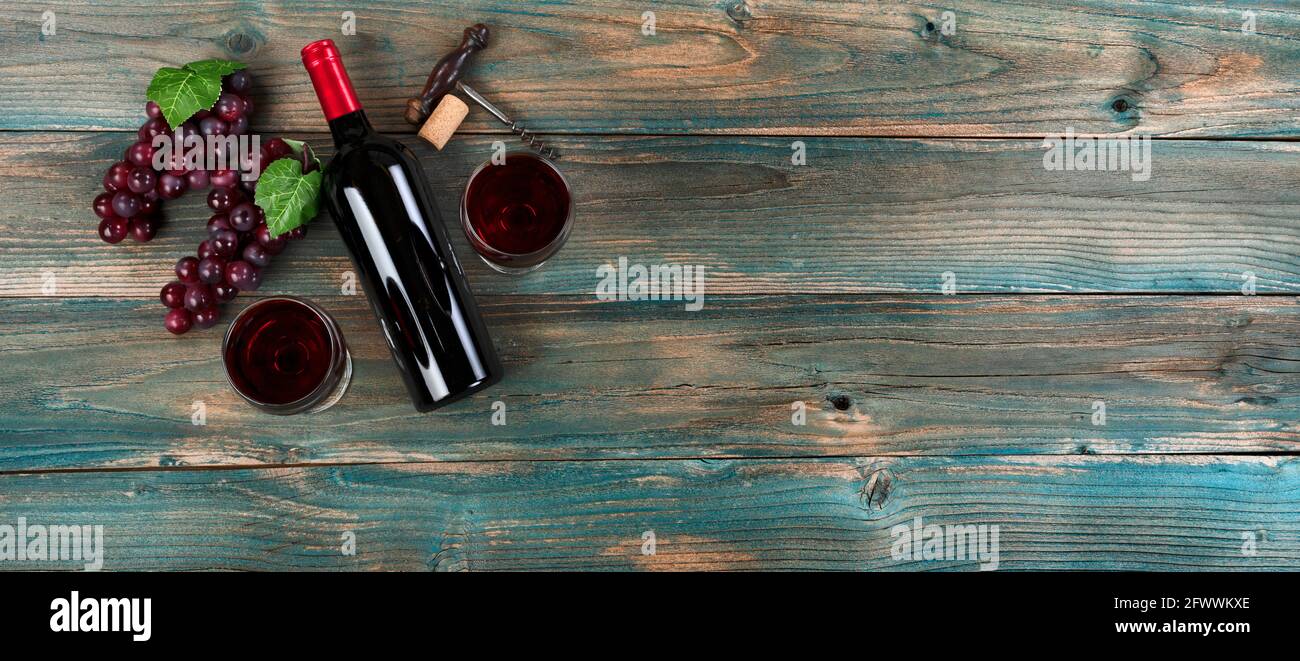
[
  {"left": 1, "top": 1, "right": 1297, "bottom": 136},
  {"left": 3, "top": 133, "right": 1298, "bottom": 296},
  {"left": 1, "top": 295, "right": 1295, "bottom": 471},
  {"left": 0, "top": 455, "right": 1293, "bottom": 570}
]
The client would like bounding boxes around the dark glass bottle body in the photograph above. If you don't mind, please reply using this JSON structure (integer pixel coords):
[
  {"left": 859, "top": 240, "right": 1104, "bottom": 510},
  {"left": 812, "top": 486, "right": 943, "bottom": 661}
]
[{"left": 323, "top": 110, "right": 501, "bottom": 410}]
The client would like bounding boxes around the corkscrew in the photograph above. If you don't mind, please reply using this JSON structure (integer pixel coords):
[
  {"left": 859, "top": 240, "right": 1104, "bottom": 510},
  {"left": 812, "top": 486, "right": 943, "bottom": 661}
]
[
  {"left": 452, "top": 81, "right": 558, "bottom": 160},
  {"left": 405, "top": 24, "right": 559, "bottom": 160}
]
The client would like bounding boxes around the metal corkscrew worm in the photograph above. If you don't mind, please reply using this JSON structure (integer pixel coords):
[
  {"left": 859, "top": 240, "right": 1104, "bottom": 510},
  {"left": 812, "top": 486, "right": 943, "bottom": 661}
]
[
  {"left": 454, "top": 81, "right": 559, "bottom": 160},
  {"left": 404, "top": 24, "right": 558, "bottom": 160}
]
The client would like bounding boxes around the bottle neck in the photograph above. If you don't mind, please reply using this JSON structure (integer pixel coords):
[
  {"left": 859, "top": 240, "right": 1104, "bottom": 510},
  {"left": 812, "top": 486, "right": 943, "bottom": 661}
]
[{"left": 328, "top": 109, "right": 373, "bottom": 147}]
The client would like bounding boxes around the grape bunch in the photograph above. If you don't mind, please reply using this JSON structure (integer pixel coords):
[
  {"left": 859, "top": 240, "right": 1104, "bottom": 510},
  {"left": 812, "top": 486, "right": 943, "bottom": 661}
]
[
  {"left": 89, "top": 66, "right": 312, "bottom": 335},
  {"left": 160, "top": 137, "right": 307, "bottom": 335},
  {"left": 93, "top": 69, "right": 255, "bottom": 244}
]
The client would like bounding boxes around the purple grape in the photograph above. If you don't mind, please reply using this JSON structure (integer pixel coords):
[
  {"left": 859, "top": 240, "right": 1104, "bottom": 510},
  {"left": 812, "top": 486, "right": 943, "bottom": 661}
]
[
  {"left": 241, "top": 242, "right": 271, "bottom": 268},
  {"left": 138, "top": 195, "right": 158, "bottom": 217},
  {"left": 225, "top": 260, "right": 262, "bottom": 291},
  {"left": 127, "top": 141, "right": 156, "bottom": 168},
  {"left": 207, "top": 213, "right": 232, "bottom": 237},
  {"left": 111, "top": 190, "right": 142, "bottom": 218},
  {"left": 175, "top": 256, "right": 200, "bottom": 284},
  {"left": 181, "top": 119, "right": 201, "bottom": 138},
  {"left": 186, "top": 169, "right": 211, "bottom": 190},
  {"left": 262, "top": 138, "right": 292, "bottom": 162},
  {"left": 193, "top": 306, "right": 221, "bottom": 329},
  {"left": 157, "top": 173, "right": 188, "bottom": 200},
  {"left": 207, "top": 186, "right": 240, "bottom": 212},
  {"left": 213, "top": 283, "right": 239, "bottom": 302},
  {"left": 103, "top": 161, "right": 132, "bottom": 193},
  {"left": 215, "top": 93, "right": 244, "bottom": 122},
  {"left": 197, "top": 256, "right": 227, "bottom": 284},
  {"left": 145, "top": 100, "right": 162, "bottom": 119},
  {"left": 159, "top": 146, "right": 185, "bottom": 176},
  {"left": 162, "top": 141, "right": 189, "bottom": 174},
  {"left": 289, "top": 226, "right": 307, "bottom": 240},
  {"left": 254, "top": 224, "right": 288, "bottom": 255},
  {"left": 209, "top": 169, "right": 238, "bottom": 189},
  {"left": 184, "top": 284, "right": 214, "bottom": 312},
  {"left": 139, "top": 117, "right": 169, "bottom": 141},
  {"left": 165, "top": 308, "right": 193, "bottom": 335},
  {"left": 211, "top": 229, "right": 239, "bottom": 259},
  {"left": 197, "top": 240, "right": 215, "bottom": 261},
  {"left": 228, "top": 202, "right": 257, "bottom": 232},
  {"left": 227, "top": 70, "right": 251, "bottom": 94},
  {"left": 199, "top": 116, "right": 229, "bottom": 136},
  {"left": 160, "top": 281, "right": 186, "bottom": 309},
  {"left": 241, "top": 96, "right": 254, "bottom": 116},
  {"left": 98, "top": 216, "right": 128, "bottom": 244},
  {"left": 127, "top": 167, "right": 156, "bottom": 195},
  {"left": 110, "top": 160, "right": 134, "bottom": 177},
  {"left": 228, "top": 116, "right": 249, "bottom": 135},
  {"left": 93, "top": 192, "right": 114, "bottom": 220},
  {"left": 128, "top": 216, "right": 157, "bottom": 242}
]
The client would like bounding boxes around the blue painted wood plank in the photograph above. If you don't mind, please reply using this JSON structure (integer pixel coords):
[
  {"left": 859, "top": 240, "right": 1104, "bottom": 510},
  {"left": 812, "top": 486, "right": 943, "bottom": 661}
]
[
  {"left": 0, "top": 1, "right": 1295, "bottom": 136},
  {"left": 0, "top": 456, "right": 1293, "bottom": 570},
  {"left": 0, "top": 295, "right": 1295, "bottom": 471},
  {"left": 2, "top": 134, "right": 1297, "bottom": 296}
]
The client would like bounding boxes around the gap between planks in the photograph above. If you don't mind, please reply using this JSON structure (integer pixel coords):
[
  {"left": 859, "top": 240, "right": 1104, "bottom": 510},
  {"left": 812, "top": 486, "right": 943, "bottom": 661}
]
[
  {"left": 3, "top": 128, "right": 1298, "bottom": 143},
  {"left": 4, "top": 292, "right": 1299, "bottom": 300},
  {"left": 5, "top": 451, "right": 1300, "bottom": 478}
]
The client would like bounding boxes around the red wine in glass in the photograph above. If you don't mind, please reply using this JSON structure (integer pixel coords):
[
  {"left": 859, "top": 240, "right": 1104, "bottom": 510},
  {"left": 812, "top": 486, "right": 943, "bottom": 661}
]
[
  {"left": 461, "top": 151, "right": 574, "bottom": 274},
  {"left": 222, "top": 297, "right": 351, "bottom": 414}
]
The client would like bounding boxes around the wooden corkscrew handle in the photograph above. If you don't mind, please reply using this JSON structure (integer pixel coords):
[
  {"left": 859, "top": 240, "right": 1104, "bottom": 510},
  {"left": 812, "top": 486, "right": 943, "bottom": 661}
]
[{"left": 404, "top": 24, "right": 489, "bottom": 126}]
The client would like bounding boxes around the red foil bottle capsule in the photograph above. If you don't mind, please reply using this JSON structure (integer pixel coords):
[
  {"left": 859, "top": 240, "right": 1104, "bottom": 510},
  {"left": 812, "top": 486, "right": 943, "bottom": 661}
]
[{"left": 302, "top": 39, "right": 362, "bottom": 121}]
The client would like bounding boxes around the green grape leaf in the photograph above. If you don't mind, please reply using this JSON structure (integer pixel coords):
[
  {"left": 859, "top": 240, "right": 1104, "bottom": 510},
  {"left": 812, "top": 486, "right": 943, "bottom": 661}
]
[
  {"left": 144, "top": 59, "right": 245, "bottom": 129},
  {"left": 256, "top": 157, "right": 323, "bottom": 238},
  {"left": 146, "top": 67, "right": 221, "bottom": 129},
  {"left": 183, "top": 59, "right": 247, "bottom": 79}
]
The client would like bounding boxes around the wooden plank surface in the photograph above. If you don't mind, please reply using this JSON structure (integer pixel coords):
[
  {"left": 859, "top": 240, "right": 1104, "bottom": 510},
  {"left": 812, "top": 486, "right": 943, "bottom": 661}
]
[
  {"left": 3, "top": 133, "right": 1298, "bottom": 297},
  {"left": 1, "top": 1, "right": 1297, "bottom": 137},
  {"left": 1, "top": 295, "right": 1295, "bottom": 471},
  {"left": 1, "top": 0, "right": 1297, "bottom": 572},
  {"left": 0, "top": 455, "right": 1294, "bottom": 570}
]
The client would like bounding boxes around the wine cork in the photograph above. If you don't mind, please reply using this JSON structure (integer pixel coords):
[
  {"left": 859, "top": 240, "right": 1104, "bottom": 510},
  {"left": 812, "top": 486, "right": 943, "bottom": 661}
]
[{"left": 418, "top": 94, "right": 470, "bottom": 150}]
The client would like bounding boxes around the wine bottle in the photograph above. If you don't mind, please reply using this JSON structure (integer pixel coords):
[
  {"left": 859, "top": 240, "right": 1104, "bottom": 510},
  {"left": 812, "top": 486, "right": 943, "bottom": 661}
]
[{"left": 302, "top": 39, "right": 501, "bottom": 411}]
